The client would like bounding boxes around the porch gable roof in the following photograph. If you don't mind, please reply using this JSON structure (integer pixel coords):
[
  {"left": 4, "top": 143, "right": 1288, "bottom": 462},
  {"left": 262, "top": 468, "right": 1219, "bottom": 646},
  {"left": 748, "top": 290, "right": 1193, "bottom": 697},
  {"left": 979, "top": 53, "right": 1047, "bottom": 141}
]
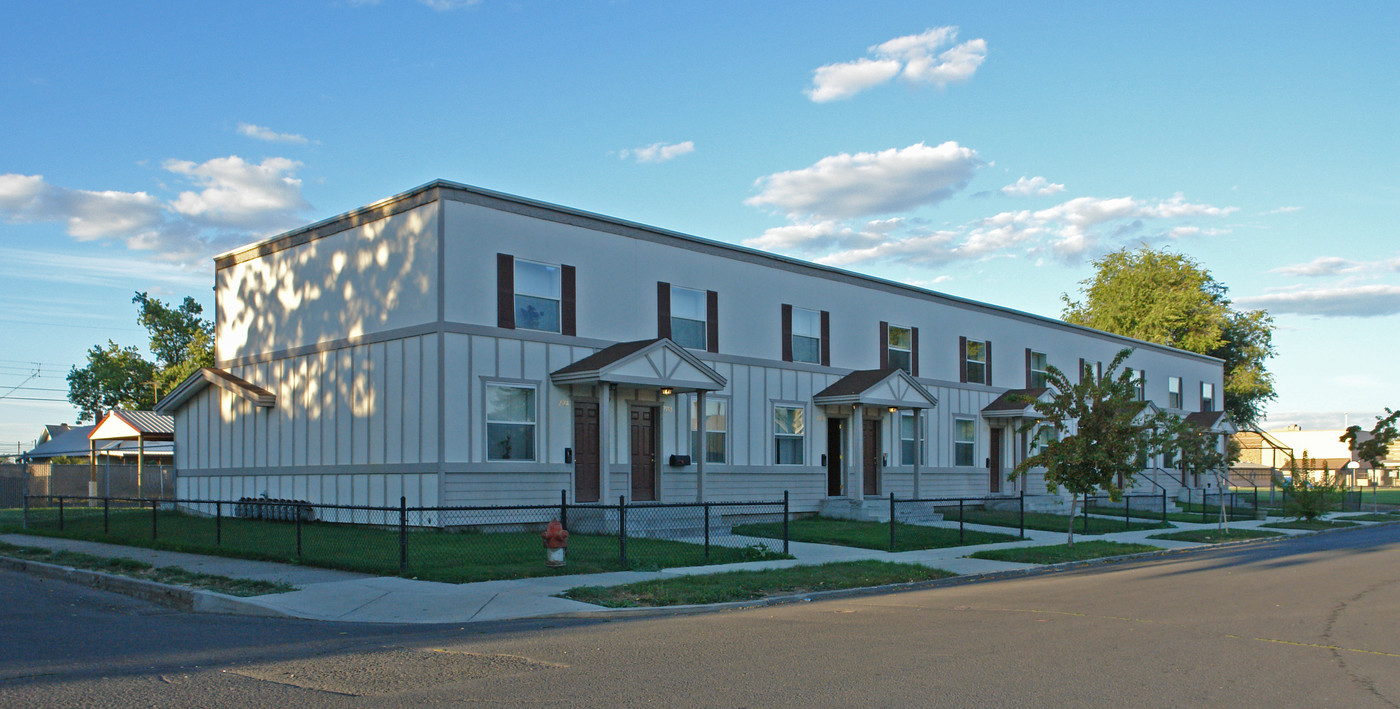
[
  {"left": 550, "top": 338, "right": 727, "bottom": 392},
  {"left": 981, "top": 387, "right": 1052, "bottom": 418},
  {"left": 154, "top": 367, "right": 276, "bottom": 414},
  {"left": 812, "top": 368, "right": 938, "bottom": 409}
]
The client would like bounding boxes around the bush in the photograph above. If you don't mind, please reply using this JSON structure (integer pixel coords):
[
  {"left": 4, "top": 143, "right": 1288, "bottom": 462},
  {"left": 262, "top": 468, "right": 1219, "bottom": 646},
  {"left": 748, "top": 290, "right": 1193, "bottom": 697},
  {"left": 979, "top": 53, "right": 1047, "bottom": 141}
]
[{"left": 1274, "top": 453, "right": 1346, "bottom": 521}]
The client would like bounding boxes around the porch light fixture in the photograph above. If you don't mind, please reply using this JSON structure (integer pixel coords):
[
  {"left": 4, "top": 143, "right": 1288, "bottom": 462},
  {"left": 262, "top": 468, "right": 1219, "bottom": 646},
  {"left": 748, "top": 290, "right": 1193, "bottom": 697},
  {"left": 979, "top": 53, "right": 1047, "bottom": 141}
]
[
  {"left": 660, "top": 387, "right": 673, "bottom": 396},
  {"left": 888, "top": 407, "right": 898, "bottom": 413}
]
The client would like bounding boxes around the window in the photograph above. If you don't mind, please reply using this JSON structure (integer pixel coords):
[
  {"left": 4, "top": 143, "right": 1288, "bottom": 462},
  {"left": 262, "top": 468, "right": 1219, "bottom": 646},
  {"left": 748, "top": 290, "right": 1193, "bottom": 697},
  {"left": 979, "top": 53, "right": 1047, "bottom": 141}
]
[
  {"left": 965, "top": 339, "right": 987, "bottom": 384},
  {"left": 1028, "top": 350, "right": 1049, "bottom": 388},
  {"left": 900, "top": 412, "right": 926, "bottom": 465},
  {"left": 1201, "top": 382, "right": 1215, "bottom": 412},
  {"left": 486, "top": 384, "right": 535, "bottom": 461},
  {"left": 513, "top": 260, "right": 561, "bottom": 332},
  {"left": 1163, "top": 444, "right": 1177, "bottom": 468},
  {"left": 887, "top": 325, "right": 912, "bottom": 373},
  {"left": 670, "top": 286, "right": 707, "bottom": 350},
  {"left": 791, "top": 307, "right": 822, "bottom": 364},
  {"left": 1128, "top": 368, "right": 1145, "bottom": 401},
  {"left": 689, "top": 397, "right": 727, "bottom": 464},
  {"left": 1031, "top": 425, "right": 1057, "bottom": 455},
  {"left": 1168, "top": 377, "right": 1182, "bottom": 409},
  {"left": 774, "top": 405, "right": 805, "bottom": 465},
  {"left": 954, "top": 419, "right": 976, "bottom": 467}
]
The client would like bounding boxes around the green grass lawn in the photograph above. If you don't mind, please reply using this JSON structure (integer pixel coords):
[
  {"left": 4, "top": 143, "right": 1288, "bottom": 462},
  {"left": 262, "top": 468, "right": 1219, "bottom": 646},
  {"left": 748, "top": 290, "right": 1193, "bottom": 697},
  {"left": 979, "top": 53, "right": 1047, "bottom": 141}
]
[
  {"left": 733, "top": 516, "right": 1018, "bottom": 552},
  {"left": 0, "top": 541, "right": 292, "bottom": 596},
  {"left": 1334, "top": 512, "right": 1400, "bottom": 522},
  {"left": 969, "top": 541, "right": 1160, "bottom": 565},
  {"left": 561, "top": 560, "right": 956, "bottom": 607},
  {"left": 1147, "top": 528, "right": 1284, "bottom": 543},
  {"left": 1261, "top": 519, "right": 1362, "bottom": 531},
  {"left": 8, "top": 508, "right": 788, "bottom": 583},
  {"left": 945, "top": 507, "right": 1172, "bottom": 535}
]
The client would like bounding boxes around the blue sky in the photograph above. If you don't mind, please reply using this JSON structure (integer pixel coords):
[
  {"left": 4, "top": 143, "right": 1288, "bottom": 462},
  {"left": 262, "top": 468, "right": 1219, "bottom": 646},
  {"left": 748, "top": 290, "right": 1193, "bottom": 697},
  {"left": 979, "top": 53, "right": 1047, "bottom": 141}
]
[{"left": 2, "top": 1, "right": 1397, "bottom": 451}]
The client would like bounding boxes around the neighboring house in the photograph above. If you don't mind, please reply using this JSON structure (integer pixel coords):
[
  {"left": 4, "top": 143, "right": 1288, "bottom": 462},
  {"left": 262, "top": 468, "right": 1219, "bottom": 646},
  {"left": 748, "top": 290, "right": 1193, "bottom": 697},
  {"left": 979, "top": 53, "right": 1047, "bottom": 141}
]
[
  {"left": 156, "top": 180, "right": 1227, "bottom": 516},
  {"left": 1234, "top": 425, "right": 1389, "bottom": 486}
]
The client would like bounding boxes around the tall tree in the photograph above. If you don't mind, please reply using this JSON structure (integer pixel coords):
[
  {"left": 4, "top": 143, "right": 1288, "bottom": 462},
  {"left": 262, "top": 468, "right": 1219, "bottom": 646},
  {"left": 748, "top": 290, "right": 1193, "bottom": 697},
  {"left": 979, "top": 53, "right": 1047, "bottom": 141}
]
[
  {"left": 1341, "top": 408, "right": 1400, "bottom": 482},
  {"left": 1011, "top": 348, "right": 1148, "bottom": 546},
  {"left": 1062, "top": 247, "right": 1276, "bottom": 427},
  {"left": 133, "top": 291, "right": 215, "bottom": 396},
  {"left": 66, "top": 341, "right": 157, "bottom": 423}
]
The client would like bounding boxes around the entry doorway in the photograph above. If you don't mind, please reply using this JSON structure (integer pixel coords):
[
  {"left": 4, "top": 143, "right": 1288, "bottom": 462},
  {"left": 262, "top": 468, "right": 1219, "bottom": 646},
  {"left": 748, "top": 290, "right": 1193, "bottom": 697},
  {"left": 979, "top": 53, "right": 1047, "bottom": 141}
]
[
  {"left": 989, "top": 427, "right": 1003, "bottom": 494},
  {"left": 863, "top": 417, "right": 881, "bottom": 496},
  {"left": 573, "top": 401, "right": 600, "bottom": 502},
  {"left": 629, "top": 405, "right": 658, "bottom": 502},
  {"left": 826, "top": 418, "right": 845, "bottom": 496}
]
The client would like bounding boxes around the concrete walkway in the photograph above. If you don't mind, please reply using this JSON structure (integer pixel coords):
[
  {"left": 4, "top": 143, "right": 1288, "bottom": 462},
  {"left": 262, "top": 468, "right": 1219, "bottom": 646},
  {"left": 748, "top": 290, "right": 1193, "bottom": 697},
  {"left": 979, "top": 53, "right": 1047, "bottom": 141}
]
[{"left": 1, "top": 512, "right": 1383, "bottom": 625}]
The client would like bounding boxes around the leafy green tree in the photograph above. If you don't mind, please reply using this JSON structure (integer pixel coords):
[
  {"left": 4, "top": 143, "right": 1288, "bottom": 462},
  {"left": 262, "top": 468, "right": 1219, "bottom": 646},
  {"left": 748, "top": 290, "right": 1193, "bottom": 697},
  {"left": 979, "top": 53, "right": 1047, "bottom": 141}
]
[
  {"left": 66, "top": 341, "right": 157, "bottom": 423},
  {"left": 1341, "top": 409, "right": 1399, "bottom": 483},
  {"left": 1154, "top": 413, "right": 1240, "bottom": 530},
  {"left": 1273, "top": 451, "right": 1345, "bottom": 522},
  {"left": 1062, "top": 246, "right": 1276, "bottom": 427},
  {"left": 1012, "top": 348, "right": 1147, "bottom": 546},
  {"left": 66, "top": 292, "right": 214, "bottom": 422}
]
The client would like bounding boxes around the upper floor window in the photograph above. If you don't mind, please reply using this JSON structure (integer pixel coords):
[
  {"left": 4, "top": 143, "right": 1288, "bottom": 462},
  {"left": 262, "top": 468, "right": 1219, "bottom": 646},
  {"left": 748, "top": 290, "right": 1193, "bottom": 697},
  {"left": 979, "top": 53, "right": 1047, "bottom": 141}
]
[
  {"left": 790, "top": 307, "right": 822, "bottom": 364},
  {"left": 690, "top": 396, "right": 727, "bottom": 464},
  {"left": 773, "top": 405, "right": 806, "bottom": 465},
  {"left": 887, "top": 325, "right": 913, "bottom": 373},
  {"left": 670, "top": 286, "right": 708, "bottom": 350},
  {"left": 964, "top": 339, "right": 988, "bottom": 385},
  {"left": 1168, "top": 377, "right": 1182, "bottom": 409},
  {"left": 514, "top": 260, "right": 561, "bottom": 333},
  {"left": 485, "top": 383, "right": 536, "bottom": 461},
  {"left": 1027, "top": 350, "right": 1049, "bottom": 388},
  {"left": 1201, "top": 382, "right": 1215, "bottom": 412},
  {"left": 954, "top": 419, "right": 976, "bottom": 467},
  {"left": 1127, "top": 368, "right": 1145, "bottom": 401}
]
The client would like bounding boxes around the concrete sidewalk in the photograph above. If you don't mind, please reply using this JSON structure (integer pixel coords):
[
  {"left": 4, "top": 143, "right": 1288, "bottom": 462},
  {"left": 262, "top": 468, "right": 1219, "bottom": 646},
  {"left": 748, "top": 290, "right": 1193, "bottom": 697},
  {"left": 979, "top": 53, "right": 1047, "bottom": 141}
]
[{"left": 0, "top": 514, "right": 1368, "bottom": 625}]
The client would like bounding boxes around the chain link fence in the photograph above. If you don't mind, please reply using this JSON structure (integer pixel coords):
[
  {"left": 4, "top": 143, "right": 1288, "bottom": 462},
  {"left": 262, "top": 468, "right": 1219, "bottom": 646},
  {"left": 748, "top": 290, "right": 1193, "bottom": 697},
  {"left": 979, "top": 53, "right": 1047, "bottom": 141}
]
[{"left": 15, "top": 493, "right": 790, "bottom": 583}]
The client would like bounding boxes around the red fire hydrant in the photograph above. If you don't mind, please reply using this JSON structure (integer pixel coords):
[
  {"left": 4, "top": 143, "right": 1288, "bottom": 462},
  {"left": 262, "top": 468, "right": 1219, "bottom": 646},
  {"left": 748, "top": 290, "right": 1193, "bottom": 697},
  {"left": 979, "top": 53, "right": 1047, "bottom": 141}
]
[{"left": 543, "top": 519, "right": 569, "bottom": 568}]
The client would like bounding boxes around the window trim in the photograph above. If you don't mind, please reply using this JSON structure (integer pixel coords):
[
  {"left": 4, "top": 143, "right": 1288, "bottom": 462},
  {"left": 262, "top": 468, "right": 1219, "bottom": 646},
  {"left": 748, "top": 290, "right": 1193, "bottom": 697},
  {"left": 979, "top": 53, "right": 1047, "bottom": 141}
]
[
  {"left": 1027, "top": 349, "right": 1049, "bottom": 389},
  {"left": 963, "top": 338, "right": 988, "bottom": 385},
  {"left": 484, "top": 380, "right": 538, "bottom": 462},
  {"left": 1168, "top": 376, "right": 1182, "bottom": 409},
  {"left": 512, "top": 258, "right": 562, "bottom": 334},
  {"left": 1201, "top": 381, "right": 1216, "bottom": 412},
  {"left": 785, "top": 305, "right": 823, "bottom": 365},
  {"left": 886, "top": 323, "right": 913, "bottom": 374},
  {"left": 689, "top": 395, "right": 729, "bottom": 465},
  {"left": 772, "top": 402, "right": 807, "bottom": 466},
  {"left": 954, "top": 418, "right": 977, "bottom": 467},
  {"left": 669, "top": 284, "right": 708, "bottom": 351},
  {"left": 900, "top": 411, "right": 926, "bottom": 466}
]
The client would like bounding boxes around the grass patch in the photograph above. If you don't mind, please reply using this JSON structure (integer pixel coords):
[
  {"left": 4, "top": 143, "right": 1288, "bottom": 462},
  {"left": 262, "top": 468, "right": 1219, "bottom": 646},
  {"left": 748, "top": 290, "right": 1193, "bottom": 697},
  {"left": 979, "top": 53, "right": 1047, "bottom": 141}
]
[
  {"left": 1148, "top": 528, "right": 1284, "bottom": 543},
  {"left": 946, "top": 507, "right": 1171, "bottom": 535},
  {"left": 0, "top": 541, "right": 292, "bottom": 596},
  {"left": 1335, "top": 513, "right": 1400, "bottom": 522},
  {"left": 733, "top": 516, "right": 1018, "bottom": 551},
  {"left": 969, "top": 540, "right": 1159, "bottom": 565},
  {"left": 1261, "top": 519, "right": 1361, "bottom": 531},
  {"left": 561, "top": 560, "right": 955, "bottom": 607},
  {"left": 7, "top": 507, "right": 788, "bottom": 583}
]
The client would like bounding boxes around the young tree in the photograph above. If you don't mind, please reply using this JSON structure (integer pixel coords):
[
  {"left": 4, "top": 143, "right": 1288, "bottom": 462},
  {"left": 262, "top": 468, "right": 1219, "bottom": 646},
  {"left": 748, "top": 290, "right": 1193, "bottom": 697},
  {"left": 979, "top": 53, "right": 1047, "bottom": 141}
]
[
  {"left": 1011, "top": 348, "right": 1147, "bottom": 546},
  {"left": 1062, "top": 246, "right": 1276, "bottom": 427},
  {"left": 1155, "top": 414, "right": 1239, "bottom": 530},
  {"left": 1274, "top": 451, "right": 1346, "bottom": 522}
]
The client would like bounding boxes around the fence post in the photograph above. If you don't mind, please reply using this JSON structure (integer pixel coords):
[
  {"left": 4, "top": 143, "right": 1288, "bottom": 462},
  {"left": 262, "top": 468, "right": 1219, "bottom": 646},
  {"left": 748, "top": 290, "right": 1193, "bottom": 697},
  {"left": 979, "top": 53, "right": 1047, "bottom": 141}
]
[
  {"left": 958, "top": 499, "right": 965, "bottom": 544},
  {"left": 704, "top": 504, "right": 711, "bottom": 559},
  {"left": 889, "top": 493, "right": 896, "bottom": 552},
  {"left": 783, "top": 490, "right": 790, "bottom": 556},
  {"left": 151, "top": 499, "right": 158, "bottom": 540},
  {"left": 1081, "top": 494, "right": 1088, "bottom": 534},
  {"left": 104, "top": 496, "right": 110, "bottom": 535},
  {"left": 296, "top": 505, "right": 303, "bottom": 558},
  {"left": 398, "top": 496, "right": 408, "bottom": 575},
  {"left": 1019, "top": 492, "right": 1025, "bottom": 539},
  {"left": 1201, "top": 490, "right": 1208, "bottom": 524},
  {"left": 1124, "top": 496, "right": 1130, "bottom": 530},
  {"left": 618, "top": 495, "right": 627, "bottom": 567},
  {"left": 21, "top": 494, "right": 28, "bottom": 531},
  {"left": 1162, "top": 490, "right": 1168, "bottom": 524},
  {"left": 560, "top": 489, "right": 568, "bottom": 530},
  {"left": 58, "top": 496, "right": 64, "bottom": 531},
  {"left": 216, "top": 500, "right": 222, "bottom": 546}
]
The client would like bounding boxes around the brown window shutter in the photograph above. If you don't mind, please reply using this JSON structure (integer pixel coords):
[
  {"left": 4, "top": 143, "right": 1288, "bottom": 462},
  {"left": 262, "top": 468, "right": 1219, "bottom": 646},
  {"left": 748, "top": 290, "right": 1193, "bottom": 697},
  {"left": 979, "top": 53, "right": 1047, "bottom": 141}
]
[
  {"left": 561, "top": 264, "right": 576, "bottom": 336},
  {"left": 820, "top": 310, "right": 831, "bottom": 366},
  {"left": 497, "top": 254, "right": 515, "bottom": 329},
  {"left": 1078, "top": 357, "right": 1086, "bottom": 383},
  {"left": 879, "top": 321, "right": 889, "bottom": 369},
  {"left": 1025, "top": 348, "right": 1033, "bottom": 387},
  {"left": 984, "top": 341, "right": 992, "bottom": 387},
  {"left": 781, "top": 304, "right": 793, "bottom": 362},
  {"left": 911, "top": 327, "right": 920, "bottom": 377},
  {"left": 706, "top": 290, "right": 719, "bottom": 353},
  {"left": 657, "top": 282, "right": 671, "bottom": 339},
  {"left": 959, "top": 336, "right": 968, "bottom": 383}
]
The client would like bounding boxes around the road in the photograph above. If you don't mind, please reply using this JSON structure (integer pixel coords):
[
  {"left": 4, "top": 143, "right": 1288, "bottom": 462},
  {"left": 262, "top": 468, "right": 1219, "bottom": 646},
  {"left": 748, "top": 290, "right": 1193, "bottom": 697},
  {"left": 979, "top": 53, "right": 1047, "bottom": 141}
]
[{"left": 2, "top": 525, "right": 1399, "bottom": 707}]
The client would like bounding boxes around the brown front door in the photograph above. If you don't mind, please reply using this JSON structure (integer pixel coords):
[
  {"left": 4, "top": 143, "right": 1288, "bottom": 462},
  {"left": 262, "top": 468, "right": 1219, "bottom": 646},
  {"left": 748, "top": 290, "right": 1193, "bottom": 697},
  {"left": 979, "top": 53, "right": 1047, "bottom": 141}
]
[
  {"left": 863, "top": 417, "right": 881, "bottom": 496},
  {"left": 827, "top": 418, "right": 845, "bottom": 496},
  {"left": 630, "top": 405, "right": 657, "bottom": 502},
  {"left": 989, "top": 427, "right": 1003, "bottom": 493},
  {"left": 573, "top": 401, "right": 600, "bottom": 502}
]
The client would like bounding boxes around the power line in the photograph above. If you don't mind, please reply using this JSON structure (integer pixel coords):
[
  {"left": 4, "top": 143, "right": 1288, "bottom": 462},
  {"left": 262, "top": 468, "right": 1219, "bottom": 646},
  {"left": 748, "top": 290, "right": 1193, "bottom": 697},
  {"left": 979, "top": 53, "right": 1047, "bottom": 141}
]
[{"left": 1, "top": 396, "right": 69, "bottom": 402}]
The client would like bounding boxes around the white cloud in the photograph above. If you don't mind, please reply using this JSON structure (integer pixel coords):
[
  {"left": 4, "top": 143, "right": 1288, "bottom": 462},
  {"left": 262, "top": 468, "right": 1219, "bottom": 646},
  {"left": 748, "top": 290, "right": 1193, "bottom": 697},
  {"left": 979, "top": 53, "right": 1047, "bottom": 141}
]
[
  {"left": 1270, "top": 256, "right": 1365, "bottom": 277},
  {"left": 1261, "top": 206, "right": 1302, "bottom": 215},
  {"left": 237, "top": 123, "right": 309, "bottom": 144},
  {"left": 164, "top": 156, "right": 309, "bottom": 230},
  {"left": 1000, "top": 176, "right": 1065, "bottom": 197},
  {"left": 1237, "top": 284, "right": 1400, "bottom": 318},
  {"left": 746, "top": 141, "right": 982, "bottom": 220},
  {"left": 0, "top": 173, "right": 162, "bottom": 241},
  {"left": 807, "top": 26, "right": 987, "bottom": 102},
  {"left": 419, "top": 0, "right": 480, "bottom": 9},
  {"left": 0, "top": 247, "right": 208, "bottom": 290},
  {"left": 619, "top": 141, "right": 695, "bottom": 164}
]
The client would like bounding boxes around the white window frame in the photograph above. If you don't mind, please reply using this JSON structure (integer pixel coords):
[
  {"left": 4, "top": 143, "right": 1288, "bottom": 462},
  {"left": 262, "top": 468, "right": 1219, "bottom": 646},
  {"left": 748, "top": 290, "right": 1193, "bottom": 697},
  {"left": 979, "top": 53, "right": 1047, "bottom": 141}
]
[
  {"left": 1168, "top": 377, "right": 1182, "bottom": 409},
  {"left": 1201, "top": 382, "right": 1216, "bottom": 412},
  {"left": 791, "top": 307, "right": 821, "bottom": 365},
  {"left": 689, "top": 395, "right": 728, "bottom": 464},
  {"left": 954, "top": 418, "right": 976, "bottom": 467},
  {"left": 1030, "top": 424, "right": 1058, "bottom": 456},
  {"left": 485, "top": 382, "right": 537, "bottom": 462},
  {"left": 887, "top": 325, "right": 912, "bottom": 373},
  {"left": 1128, "top": 368, "right": 1145, "bottom": 401},
  {"left": 773, "top": 403, "right": 806, "bottom": 466},
  {"left": 900, "top": 412, "right": 926, "bottom": 466},
  {"left": 513, "top": 259, "right": 561, "bottom": 333},
  {"left": 965, "top": 339, "right": 987, "bottom": 384},
  {"left": 1029, "top": 350, "right": 1049, "bottom": 388},
  {"left": 670, "top": 285, "right": 707, "bottom": 350}
]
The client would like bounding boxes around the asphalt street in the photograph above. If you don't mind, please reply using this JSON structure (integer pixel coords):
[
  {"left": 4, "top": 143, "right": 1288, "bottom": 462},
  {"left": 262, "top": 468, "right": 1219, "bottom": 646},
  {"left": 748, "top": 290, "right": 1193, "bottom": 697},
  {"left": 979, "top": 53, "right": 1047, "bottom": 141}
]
[{"left": 2, "top": 524, "right": 1398, "bottom": 708}]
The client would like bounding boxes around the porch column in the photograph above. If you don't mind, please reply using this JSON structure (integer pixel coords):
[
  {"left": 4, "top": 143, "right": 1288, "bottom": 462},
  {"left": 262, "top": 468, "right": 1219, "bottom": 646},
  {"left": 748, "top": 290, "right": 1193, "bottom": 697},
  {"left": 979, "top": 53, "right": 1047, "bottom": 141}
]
[
  {"left": 912, "top": 409, "right": 921, "bottom": 500},
  {"left": 88, "top": 439, "right": 96, "bottom": 498},
  {"left": 599, "top": 384, "right": 612, "bottom": 502},
  {"left": 137, "top": 435, "right": 145, "bottom": 500},
  {"left": 696, "top": 390, "right": 707, "bottom": 503},
  {"left": 852, "top": 405, "right": 864, "bottom": 502}
]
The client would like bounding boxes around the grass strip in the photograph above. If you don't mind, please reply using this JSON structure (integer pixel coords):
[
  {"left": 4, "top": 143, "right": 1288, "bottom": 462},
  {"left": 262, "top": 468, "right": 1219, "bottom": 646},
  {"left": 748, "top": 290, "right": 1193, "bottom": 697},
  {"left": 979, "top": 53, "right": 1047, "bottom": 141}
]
[
  {"left": 1262, "top": 519, "right": 1361, "bottom": 531},
  {"left": 5, "top": 508, "right": 789, "bottom": 583},
  {"left": 1334, "top": 512, "right": 1400, "bottom": 522},
  {"left": 733, "top": 516, "right": 1017, "bottom": 551},
  {"left": 561, "top": 560, "right": 955, "bottom": 607},
  {"left": 1148, "top": 528, "right": 1284, "bottom": 543},
  {"left": 0, "top": 541, "right": 293, "bottom": 596},
  {"left": 947, "top": 508, "right": 1171, "bottom": 535},
  {"left": 969, "top": 540, "right": 1159, "bottom": 565}
]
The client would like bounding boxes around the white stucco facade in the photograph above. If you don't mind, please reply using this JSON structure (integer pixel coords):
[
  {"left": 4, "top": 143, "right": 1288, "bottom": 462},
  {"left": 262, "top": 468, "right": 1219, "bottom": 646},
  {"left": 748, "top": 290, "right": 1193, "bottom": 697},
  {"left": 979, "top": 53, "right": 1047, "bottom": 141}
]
[{"left": 165, "top": 181, "right": 1226, "bottom": 514}]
